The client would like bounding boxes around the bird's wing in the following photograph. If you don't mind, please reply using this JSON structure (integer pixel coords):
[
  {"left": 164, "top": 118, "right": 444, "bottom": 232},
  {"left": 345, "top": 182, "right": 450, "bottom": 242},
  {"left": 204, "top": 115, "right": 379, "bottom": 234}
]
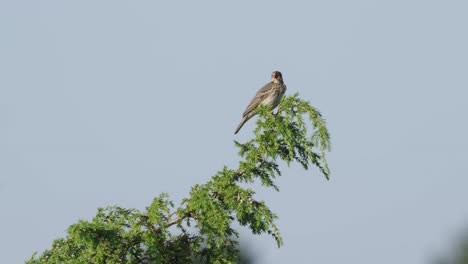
[{"left": 242, "top": 82, "right": 276, "bottom": 117}]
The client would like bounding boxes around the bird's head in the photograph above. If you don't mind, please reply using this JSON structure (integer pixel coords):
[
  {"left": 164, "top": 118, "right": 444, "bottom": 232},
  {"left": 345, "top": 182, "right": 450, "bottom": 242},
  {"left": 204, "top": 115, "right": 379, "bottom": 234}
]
[{"left": 271, "top": 71, "right": 284, "bottom": 83}]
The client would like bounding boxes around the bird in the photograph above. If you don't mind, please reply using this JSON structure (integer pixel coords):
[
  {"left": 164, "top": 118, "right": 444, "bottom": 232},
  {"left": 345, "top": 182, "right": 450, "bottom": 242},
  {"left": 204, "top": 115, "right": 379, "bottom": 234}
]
[{"left": 234, "top": 71, "right": 287, "bottom": 134}]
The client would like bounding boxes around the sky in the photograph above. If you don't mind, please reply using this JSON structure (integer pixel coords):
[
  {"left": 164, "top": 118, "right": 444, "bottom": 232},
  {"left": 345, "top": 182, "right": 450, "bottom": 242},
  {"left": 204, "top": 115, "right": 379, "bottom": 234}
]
[{"left": 1, "top": 1, "right": 468, "bottom": 263}]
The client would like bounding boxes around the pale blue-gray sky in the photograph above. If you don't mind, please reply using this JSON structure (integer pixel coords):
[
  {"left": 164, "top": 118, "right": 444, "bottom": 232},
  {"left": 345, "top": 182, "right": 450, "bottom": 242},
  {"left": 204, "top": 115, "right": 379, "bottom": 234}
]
[{"left": 1, "top": 1, "right": 468, "bottom": 263}]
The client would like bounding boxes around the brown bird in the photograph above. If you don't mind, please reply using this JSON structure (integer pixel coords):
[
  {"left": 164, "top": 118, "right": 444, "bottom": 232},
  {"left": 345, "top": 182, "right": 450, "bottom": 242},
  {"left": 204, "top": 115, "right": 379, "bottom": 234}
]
[{"left": 234, "top": 71, "right": 287, "bottom": 134}]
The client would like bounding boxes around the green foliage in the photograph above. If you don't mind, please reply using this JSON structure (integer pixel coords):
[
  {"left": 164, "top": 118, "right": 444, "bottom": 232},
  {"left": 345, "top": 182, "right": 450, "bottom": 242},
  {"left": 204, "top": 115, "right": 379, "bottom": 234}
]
[
  {"left": 434, "top": 228, "right": 468, "bottom": 264},
  {"left": 27, "top": 94, "right": 331, "bottom": 264}
]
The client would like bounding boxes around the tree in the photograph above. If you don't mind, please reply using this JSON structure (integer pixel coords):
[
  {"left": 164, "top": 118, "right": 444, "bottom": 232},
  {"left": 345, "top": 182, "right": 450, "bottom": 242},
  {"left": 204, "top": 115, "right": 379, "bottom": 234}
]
[
  {"left": 434, "top": 227, "right": 468, "bottom": 264},
  {"left": 27, "top": 94, "right": 331, "bottom": 264}
]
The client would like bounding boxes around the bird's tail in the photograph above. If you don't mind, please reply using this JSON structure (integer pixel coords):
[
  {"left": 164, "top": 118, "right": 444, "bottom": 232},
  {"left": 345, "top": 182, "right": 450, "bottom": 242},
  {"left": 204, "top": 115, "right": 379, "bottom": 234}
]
[{"left": 234, "top": 116, "right": 249, "bottom": 134}]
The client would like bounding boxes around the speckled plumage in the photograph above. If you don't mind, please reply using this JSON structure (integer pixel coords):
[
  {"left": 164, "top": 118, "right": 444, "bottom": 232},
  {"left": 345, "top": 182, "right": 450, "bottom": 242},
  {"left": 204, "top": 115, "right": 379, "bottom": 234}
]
[{"left": 234, "top": 71, "right": 287, "bottom": 134}]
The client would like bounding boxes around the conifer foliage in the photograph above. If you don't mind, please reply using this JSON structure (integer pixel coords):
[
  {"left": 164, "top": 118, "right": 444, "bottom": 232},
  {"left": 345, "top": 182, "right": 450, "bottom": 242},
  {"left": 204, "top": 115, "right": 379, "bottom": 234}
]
[{"left": 28, "top": 94, "right": 331, "bottom": 264}]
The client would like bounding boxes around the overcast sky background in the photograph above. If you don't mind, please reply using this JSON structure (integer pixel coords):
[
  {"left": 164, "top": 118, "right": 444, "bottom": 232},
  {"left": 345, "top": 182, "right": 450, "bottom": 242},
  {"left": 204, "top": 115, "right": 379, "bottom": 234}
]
[{"left": 1, "top": 1, "right": 468, "bottom": 263}]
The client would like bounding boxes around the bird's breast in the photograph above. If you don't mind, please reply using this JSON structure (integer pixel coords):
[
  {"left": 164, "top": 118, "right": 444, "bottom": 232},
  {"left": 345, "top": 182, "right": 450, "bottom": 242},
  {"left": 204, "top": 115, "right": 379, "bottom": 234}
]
[{"left": 261, "top": 93, "right": 277, "bottom": 106}]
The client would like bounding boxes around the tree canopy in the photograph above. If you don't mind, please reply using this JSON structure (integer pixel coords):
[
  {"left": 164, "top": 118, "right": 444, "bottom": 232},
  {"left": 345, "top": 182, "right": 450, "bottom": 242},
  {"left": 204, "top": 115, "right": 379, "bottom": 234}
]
[
  {"left": 27, "top": 93, "right": 331, "bottom": 264},
  {"left": 434, "top": 227, "right": 468, "bottom": 264}
]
